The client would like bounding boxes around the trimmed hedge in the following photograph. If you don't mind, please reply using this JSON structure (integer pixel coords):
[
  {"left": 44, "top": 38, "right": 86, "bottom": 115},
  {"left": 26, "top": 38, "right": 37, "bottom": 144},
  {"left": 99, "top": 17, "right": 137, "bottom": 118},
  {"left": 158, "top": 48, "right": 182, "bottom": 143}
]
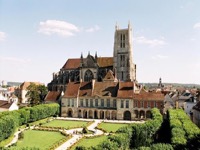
[
  {"left": 168, "top": 109, "right": 200, "bottom": 149},
  {"left": 0, "top": 103, "right": 59, "bottom": 143},
  {"left": 136, "top": 143, "right": 173, "bottom": 150},
  {"left": 130, "top": 108, "right": 163, "bottom": 148}
]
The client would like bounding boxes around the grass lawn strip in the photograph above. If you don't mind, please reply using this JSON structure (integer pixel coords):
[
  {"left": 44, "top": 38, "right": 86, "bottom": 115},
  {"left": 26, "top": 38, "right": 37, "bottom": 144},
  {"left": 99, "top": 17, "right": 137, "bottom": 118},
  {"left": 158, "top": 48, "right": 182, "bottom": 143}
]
[
  {"left": 98, "top": 122, "right": 129, "bottom": 133},
  {"left": 71, "top": 135, "right": 108, "bottom": 150},
  {"left": 15, "top": 130, "right": 66, "bottom": 149},
  {"left": 42, "top": 120, "right": 90, "bottom": 129}
]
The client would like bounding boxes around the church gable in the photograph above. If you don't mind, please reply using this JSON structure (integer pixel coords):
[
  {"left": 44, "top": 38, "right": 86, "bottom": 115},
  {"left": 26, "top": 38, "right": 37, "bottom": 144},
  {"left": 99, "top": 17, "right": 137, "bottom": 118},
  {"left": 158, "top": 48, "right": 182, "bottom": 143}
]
[
  {"left": 103, "top": 70, "right": 116, "bottom": 82},
  {"left": 82, "top": 54, "right": 97, "bottom": 68}
]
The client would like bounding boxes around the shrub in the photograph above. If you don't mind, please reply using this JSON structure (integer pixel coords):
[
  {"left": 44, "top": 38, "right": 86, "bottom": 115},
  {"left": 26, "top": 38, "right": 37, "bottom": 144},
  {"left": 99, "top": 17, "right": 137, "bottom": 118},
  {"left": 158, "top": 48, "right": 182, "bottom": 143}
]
[
  {"left": 82, "top": 127, "right": 88, "bottom": 134},
  {"left": 18, "top": 132, "right": 24, "bottom": 140},
  {"left": 75, "top": 146, "right": 87, "bottom": 150}
]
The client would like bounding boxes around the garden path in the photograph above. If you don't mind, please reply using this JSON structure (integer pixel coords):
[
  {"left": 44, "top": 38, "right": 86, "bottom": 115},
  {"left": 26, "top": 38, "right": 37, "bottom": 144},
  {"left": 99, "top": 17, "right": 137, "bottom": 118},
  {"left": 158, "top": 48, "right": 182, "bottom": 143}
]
[
  {"left": 5, "top": 126, "right": 34, "bottom": 148},
  {"left": 55, "top": 119, "right": 103, "bottom": 150}
]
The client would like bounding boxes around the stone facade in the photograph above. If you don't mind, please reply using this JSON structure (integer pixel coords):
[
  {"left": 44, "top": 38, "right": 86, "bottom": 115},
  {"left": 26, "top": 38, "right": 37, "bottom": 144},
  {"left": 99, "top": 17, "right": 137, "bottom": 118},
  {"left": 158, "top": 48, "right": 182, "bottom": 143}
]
[
  {"left": 193, "top": 101, "right": 200, "bottom": 127},
  {"left": 113, "top": 23, "right": 136, "bottom": 81},
  {"left": 61, "top": 79, "right": 164, "bottom": 120}
]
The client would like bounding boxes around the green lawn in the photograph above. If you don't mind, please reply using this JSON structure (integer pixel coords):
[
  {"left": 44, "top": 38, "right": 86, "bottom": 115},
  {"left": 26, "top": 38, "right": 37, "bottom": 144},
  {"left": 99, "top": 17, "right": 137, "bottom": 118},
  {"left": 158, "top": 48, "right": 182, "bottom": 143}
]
[
  {"left": 15, "top": 130, "right": 65, "bottom": 149},
  {"left": 71, "top": 136, "right": 107, "bottom": 149},
  {"left": 98, "top": 122, "right": 129, "bottom": 132},
  {"left": 42, "top": 120, "right": 90, "bottom": 129}
]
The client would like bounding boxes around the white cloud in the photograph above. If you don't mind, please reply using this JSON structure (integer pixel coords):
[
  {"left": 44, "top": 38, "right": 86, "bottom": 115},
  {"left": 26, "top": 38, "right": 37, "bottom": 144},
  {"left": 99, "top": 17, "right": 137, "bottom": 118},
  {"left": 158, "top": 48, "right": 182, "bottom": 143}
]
[
  {"left": 152, "top": 54, "right": 168, "bottom": 60},
  {"left": 86, "top": 25, "right": 100, "bottom": 32},
  {"left": 190, "top": 38, "right": 196, "bottom": 41},
  {"left": 38, "top": 20, "right": 79, "bottom": 37},
  {"left": 0, "top": 31, "right": 6, "bottom": 41},
  {"left": 134, "top": 36, "right": 166, "bottom": 47},
  {"left": 193, "top": 22, "right": 200, "bottom": 29}
]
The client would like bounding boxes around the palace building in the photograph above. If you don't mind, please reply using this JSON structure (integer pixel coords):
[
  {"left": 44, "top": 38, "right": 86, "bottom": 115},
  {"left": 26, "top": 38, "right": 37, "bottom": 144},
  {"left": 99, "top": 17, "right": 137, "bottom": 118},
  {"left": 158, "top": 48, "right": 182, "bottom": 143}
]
[{"left": 46, "top": 23, "right": 164, "bottom": 120}]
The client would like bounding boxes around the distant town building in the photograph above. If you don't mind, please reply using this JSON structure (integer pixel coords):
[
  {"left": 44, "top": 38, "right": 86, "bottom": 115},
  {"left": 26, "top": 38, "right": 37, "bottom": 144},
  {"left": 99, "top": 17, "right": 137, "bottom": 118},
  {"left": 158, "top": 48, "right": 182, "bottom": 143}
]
[
  {"left": 193, "top": 101, "right": 200, "bottom": 127},
  {"left": 0, "top": 100, "right": 18, "bottom": 112},
  {"left": 17, "top": 82, "right": 42, "bottom": 103},
  {"left": 0, "top": 91, "right": 19, "bottom": 112},
  {"left": 163, "top": 94, "right": 174, "bottom": 114},
  {"left": 158, "top": 77, "right": 164, "bottom": 89},
  {"left": 1, "top": 80, "right": 7, "bottom": 87}
]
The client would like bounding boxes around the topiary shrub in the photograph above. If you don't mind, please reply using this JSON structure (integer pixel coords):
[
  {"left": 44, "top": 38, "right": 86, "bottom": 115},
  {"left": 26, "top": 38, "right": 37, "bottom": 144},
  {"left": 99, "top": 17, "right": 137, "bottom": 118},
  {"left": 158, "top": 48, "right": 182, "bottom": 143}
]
[
  {"left": 18, "top": 132, "right": 24, "bottom": 140},
  {"left": 82, "top": 127, "right": 88, "bottom": 134}
]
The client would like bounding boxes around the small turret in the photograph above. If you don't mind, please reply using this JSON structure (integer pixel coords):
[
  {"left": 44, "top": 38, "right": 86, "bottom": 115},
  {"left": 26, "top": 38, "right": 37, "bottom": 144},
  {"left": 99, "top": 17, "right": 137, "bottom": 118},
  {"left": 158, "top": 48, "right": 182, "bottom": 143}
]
[
  {"left": 80, "top": 53, "right": 83, "bottom": 67},
  {"left": 95, "top": 51, "right": 98, "bottom": 62}
]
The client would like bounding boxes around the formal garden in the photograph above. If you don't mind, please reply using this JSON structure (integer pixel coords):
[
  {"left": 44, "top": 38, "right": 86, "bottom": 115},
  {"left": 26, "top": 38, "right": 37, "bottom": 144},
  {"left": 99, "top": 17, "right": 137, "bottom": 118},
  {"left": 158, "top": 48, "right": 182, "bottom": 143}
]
[
  {"left": 0, "top": 103, "right": 199, "bottom": 150},
  {"left": 13, "top": 130, "right": 66, "bottom": 149},
  {"left": 41, "top": 119, "right": 90, "bottom": 129},
  {"left": 71, "top": 135, "right": 108, "bottom": 150},
  {"left": 97, "top": 122, "right": 130, "bottom": 133}
]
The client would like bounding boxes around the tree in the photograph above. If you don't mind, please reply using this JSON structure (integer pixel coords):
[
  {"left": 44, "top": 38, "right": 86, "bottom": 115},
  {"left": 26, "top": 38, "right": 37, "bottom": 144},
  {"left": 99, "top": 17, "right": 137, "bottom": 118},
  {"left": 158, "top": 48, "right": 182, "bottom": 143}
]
[
  {"left": 26, "top": 83, "right": 47, "bottom": 106},
  {"left": 38, "top": 85, "right": 48, "bottom": 103}
]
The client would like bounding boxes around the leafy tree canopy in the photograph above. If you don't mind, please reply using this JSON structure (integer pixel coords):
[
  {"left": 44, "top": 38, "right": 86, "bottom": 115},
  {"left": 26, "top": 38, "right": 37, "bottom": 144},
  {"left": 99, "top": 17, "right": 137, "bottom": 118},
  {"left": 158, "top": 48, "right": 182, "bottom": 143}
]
[{"left": 26, "top": 83, "right": 47, "bottom": 106}]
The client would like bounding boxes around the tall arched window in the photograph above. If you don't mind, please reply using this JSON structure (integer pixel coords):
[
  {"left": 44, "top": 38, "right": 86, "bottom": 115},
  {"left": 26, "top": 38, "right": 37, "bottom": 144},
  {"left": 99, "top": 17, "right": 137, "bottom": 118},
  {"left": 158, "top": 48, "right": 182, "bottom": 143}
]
[{"left": 84, "top": 69, "right": 94, "bottom": 81}]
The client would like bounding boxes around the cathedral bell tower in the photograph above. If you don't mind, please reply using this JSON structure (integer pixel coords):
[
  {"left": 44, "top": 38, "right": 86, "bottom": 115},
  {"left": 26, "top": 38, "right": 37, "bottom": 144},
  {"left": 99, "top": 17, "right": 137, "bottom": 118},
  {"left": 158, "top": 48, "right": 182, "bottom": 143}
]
[{"left": 113, "top": 22, "right": 136, "bottom": 81}]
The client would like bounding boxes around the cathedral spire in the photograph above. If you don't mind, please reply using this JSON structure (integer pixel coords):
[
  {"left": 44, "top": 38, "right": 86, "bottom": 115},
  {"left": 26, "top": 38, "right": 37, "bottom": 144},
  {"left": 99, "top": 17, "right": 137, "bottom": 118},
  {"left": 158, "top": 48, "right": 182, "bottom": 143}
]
[{"left": 115, "top": 22, "right": 119, "bottom": 30}]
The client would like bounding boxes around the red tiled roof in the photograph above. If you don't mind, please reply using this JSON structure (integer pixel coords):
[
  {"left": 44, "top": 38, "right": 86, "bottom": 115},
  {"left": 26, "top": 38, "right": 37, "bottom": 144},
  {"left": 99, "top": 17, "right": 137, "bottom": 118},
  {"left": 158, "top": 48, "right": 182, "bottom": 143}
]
[
  {"left": 0, "top": 100, "right": 12, "bottom": 109},
  {"left": 117, "top": 82, "right": 134, "bottom": 98},
  {"left": 62, "top": 57, "right": 113, "bottom": 70},
  {"left": 93, "top": 82, "right": 118, "bottom": 97},
  {"left": 63, "top": 82, "right": 80, "bottom": 97},
  {"left": 97, "top": 57, "right": 113, "bottom": 67},
  {"left": 62, "top": 59, "right": 81, "bottom": 69},
  {"left": 79, "top": 82, "right": 92, "bottom": 97},
  {"left": 45, "top": 91, "right": 61, "bottom": 101},
  {"left": 20, "top": 82, "right": 42, "bottom": 90},
  {"left": 133, "top": 92, "right": 164, "bottom": 101}
]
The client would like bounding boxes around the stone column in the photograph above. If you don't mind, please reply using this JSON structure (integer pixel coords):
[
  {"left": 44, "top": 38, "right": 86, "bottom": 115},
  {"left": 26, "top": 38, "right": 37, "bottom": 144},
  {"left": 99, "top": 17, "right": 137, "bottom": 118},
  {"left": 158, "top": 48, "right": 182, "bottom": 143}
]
[
  {"left": 97, "top": 110, "right": 100, "bottom": 119},
  {"left": 87, "top": 110, "right": 89, "bottom": 118}
]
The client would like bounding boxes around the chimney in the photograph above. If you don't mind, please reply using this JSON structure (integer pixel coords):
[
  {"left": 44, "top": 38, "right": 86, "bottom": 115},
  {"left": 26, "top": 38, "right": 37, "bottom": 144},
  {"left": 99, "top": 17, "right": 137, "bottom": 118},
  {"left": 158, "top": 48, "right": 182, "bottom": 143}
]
[
  {"left": 92, "top": 79, "right": 95, "bottom": 90},
  {"left": 80, "top": 78, "right": 83, "bottom": 83}
]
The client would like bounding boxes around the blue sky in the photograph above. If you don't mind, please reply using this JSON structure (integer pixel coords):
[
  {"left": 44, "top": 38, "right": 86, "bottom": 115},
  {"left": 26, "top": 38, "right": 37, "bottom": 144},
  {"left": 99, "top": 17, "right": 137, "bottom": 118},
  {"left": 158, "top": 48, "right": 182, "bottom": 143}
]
[{"left": 0, "top": 0, "right": 200, "bottom": 85}]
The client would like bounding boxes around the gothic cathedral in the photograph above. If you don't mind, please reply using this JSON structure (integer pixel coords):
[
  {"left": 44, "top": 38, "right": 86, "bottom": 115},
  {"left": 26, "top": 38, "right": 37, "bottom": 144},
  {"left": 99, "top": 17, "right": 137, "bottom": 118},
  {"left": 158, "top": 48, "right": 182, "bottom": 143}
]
[{"left": 48, "top": 23, "right": 136, "bottom": 92}]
